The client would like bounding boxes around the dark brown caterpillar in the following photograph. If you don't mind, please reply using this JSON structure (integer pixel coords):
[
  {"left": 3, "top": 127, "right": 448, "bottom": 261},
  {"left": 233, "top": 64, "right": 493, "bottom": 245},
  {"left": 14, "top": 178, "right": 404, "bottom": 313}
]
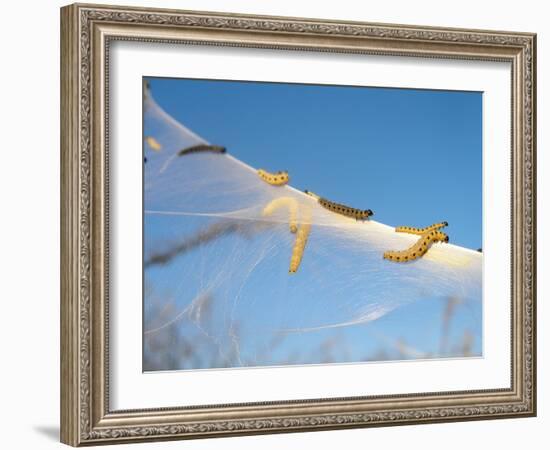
[
  {"left": 178, "top": 144, "right": 226, "bottom": 156},
  {"left": 384, "top": 230, "right": 449, "bottom": 262},
  {"left": 395, "top": 221, "right": 448, "bottom": 235},
  {"left": 305, "top": 190, "right": 373, "bottom": 221},
  {"left": 258, "top": 169, "right": 289, "bottom": 186}
]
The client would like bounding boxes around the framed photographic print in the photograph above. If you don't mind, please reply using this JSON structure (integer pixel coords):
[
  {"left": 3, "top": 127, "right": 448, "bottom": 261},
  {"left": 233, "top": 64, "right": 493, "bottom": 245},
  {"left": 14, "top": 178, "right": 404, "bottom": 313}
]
[{"left": 60, "top": 3, "right": 537, "bottom": 446}]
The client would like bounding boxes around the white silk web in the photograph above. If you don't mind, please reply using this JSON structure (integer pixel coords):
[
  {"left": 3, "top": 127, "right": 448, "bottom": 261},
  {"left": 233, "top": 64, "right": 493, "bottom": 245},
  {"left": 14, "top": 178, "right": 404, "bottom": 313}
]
[{"left": 143, "top": 88, "right": 482, "bottom": 371}]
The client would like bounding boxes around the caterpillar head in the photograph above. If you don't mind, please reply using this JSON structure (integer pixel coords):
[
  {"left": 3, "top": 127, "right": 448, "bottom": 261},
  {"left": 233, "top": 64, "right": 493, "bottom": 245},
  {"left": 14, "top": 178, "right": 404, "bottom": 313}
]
[
  {"left": 365, "top": 209, "right": 374, "bottom": 217},
  {"left": 443, "top": 221, "right": 449, "bottom": 227},
  {"left": 435, "top": 231, "right": 449, "bottom": 243},
  {"left": 433, "top": 231, "right": 449, "bottom": 243}
]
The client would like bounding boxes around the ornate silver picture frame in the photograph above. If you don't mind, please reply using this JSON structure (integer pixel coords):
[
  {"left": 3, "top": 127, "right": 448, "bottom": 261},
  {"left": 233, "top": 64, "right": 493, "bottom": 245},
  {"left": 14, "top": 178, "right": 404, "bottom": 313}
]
[{"left": 61, "top": 3, "right": 536, "bottom": 446}]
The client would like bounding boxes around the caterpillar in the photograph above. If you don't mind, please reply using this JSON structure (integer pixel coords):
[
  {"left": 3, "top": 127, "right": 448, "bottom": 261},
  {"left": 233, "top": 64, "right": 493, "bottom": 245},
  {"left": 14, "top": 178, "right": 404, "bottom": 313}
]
[
  {"left": 262, "top": 197, "right": 299, "bottom": 233},
  {"left": 145, "top": 136, "right": 162, "bottom": 152},
  {"left": 178, "top": 144, "right": 226, "bottom": 156},
  {"left": 257, "top": 169, "right": 289, "bottom": 186},
  {"left": 289, "top": 221, "right": 311, "bottom": 273},
  {"left": 395, "top": 221, "right": 448, "bottom": 235},
  {"left": 305, "top": 190, "right": 373, "bottom": 221},
  {"left": 384, "top": 230, "right": 449, "bottom": 262}
]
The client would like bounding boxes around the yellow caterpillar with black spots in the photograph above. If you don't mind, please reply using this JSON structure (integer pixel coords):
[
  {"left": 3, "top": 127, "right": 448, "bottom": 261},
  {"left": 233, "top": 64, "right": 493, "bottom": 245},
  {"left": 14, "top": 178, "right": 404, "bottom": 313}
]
[
  {"left": 289, "top": 221, "right": 311, "bottom": 273},
  {"left": 384, "top": 230, "right": 449, "bottom": 262},
  {"left": 257, "top": 169, "right": 289, "bottom": 186},
  {"left": 262, "top": 197, "right": 299, "bottom": 233},
  {"left": 305, "top": 190, "right": 373, "bottom": 221},
  {"left": 145, "top": 136, "right": 162, "bottom": 151},
  {"left": 178, "top": 144, "right": 226, "bottom": 156},
  {"left": 395, "top": 221, "right": 448, "bottom": 235}
]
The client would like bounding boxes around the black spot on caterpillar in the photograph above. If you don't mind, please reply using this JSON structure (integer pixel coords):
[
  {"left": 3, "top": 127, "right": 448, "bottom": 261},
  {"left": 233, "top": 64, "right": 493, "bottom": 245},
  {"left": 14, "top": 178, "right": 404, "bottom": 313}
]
[
  {"left": 395, "top": 221, "right": 448, "bottom": 235},
  {"left": 258, "top": 169, "right": 289, "bottom": 186},
  {"left": 178, "top": 144, "right": 226, "bottom": 156},
  {"left": 305, "top": 190, "right": 373, "bottom": 221},
  {"left": 384, "top": 230, "right": 449, "bottom": 262},
  {"left": 477, "top": 248, "right": 482, "bottom": 253}
]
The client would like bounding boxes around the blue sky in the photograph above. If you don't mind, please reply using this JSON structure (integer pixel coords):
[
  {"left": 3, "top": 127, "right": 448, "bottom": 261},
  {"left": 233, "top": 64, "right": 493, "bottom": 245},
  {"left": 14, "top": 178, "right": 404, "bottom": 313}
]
[{"left": 147, "top": 77, "right": 482, "bottom": 250}]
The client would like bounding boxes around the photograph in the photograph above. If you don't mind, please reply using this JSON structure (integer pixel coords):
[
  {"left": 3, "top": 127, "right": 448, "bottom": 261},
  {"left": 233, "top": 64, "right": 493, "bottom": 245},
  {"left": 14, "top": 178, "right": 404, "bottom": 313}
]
[{"left": 142, "top": 77, "right": 483, "bottom": 372}]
